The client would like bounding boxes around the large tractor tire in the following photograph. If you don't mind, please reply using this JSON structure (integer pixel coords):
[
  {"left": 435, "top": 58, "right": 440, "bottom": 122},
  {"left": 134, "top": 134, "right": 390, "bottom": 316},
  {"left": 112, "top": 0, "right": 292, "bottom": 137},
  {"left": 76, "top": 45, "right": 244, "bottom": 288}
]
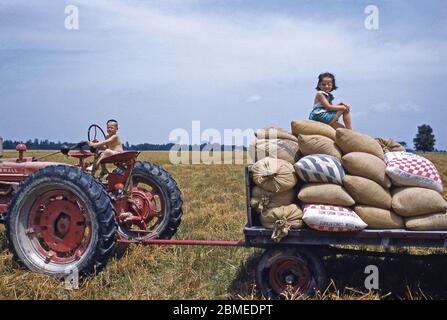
[
  {"left": 6, "top": 165, "right": 116, "bottom": 278},
  {"left": 256, "top": 247, "right": 327, "bottom": 299},
  {"left": 116, "top": 161, "right": 183, "bottom": 241}
]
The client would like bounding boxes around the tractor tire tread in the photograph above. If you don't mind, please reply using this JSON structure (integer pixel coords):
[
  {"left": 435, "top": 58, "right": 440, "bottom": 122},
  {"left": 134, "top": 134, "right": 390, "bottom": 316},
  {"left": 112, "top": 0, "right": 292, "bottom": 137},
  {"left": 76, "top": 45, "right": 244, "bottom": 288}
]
[{"left": 5, "top": 165, "right": 116, "bottom": 278}]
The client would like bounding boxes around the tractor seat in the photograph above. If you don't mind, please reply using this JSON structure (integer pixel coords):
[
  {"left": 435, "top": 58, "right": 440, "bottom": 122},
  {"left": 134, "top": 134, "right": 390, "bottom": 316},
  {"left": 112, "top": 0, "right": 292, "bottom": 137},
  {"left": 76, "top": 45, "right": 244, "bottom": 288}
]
[{"left": 99, "top": 151, "right": 140, "bottom": 164}]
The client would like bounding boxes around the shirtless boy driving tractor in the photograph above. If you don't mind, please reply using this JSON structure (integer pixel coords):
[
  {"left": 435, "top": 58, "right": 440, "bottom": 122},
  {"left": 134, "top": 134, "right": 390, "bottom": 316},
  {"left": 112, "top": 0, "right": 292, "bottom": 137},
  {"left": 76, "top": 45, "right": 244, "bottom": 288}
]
[{"left": 87, "top": 119, "right": 123, "bottom": 178}]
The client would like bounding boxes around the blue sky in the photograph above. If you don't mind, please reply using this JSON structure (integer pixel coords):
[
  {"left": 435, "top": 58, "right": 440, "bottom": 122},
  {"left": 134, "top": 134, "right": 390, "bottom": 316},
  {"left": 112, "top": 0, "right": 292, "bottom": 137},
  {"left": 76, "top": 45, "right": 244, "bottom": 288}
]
[{"left": 0, "top": 0, "right": 446, "bottom": 148}]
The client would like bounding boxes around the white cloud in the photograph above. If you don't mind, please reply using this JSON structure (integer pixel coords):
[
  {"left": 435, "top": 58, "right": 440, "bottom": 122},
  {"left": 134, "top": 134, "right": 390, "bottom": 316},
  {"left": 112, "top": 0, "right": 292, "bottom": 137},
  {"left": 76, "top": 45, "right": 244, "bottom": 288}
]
[
  {"left": 371, "top": 101, "right": 420, "bottom": 113},
  {"left": 3, "top": 0, "right": 446, "bottom": 90},
  {"left": 350, "top": 111, "right": 367, "bottom": 119},
  {"left": 245, "top": 95, "right": 262, "bottom": 103},
  {"left": 399, "top": 102, "right": 420, "bottom": 112},
  {"left": 371, "top": 102, "right": 392, "bottom": 111}
]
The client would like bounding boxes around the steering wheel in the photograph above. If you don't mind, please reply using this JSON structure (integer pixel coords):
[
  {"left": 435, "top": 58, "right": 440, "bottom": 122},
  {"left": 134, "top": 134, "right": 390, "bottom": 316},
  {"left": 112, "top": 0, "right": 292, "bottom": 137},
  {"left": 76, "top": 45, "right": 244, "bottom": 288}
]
[
  {"left": 87, "top": 124, "right": 107, "bottom": 153},
  {"left": 88, "top": 124, "right": 106, "bottom": 142}
]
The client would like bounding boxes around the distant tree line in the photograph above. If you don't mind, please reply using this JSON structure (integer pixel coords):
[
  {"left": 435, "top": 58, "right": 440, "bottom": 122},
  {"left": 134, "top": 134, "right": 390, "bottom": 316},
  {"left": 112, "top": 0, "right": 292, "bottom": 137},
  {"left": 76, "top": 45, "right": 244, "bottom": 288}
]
[
  {"left": 1, "top": 139, "right": 247, "bottom": 151},
  {"left": 1, "top": 125, "right": 442, "bottom": 153},
  {"left": 2, "top": 139, "right": 72, "bottom": 150}
]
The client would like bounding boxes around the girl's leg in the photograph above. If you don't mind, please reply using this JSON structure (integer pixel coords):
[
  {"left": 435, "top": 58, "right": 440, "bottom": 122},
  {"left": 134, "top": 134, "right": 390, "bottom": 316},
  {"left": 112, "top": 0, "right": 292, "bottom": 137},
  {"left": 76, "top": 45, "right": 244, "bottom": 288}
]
[
  {"left": 330, "top": 122, "right": 345, "bottom": 129},
  {"left": 329, "top": 111, "right": 345, "bottom": 129},
  {"left": 343, "top": 112, "right": 352, "bottom": 130}
]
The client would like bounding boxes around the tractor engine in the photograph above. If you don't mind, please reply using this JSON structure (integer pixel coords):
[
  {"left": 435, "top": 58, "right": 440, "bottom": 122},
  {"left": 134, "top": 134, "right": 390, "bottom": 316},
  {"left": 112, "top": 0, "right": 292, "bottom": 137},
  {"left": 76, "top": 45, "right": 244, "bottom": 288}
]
[{"left": 0, "top": 144, "right": 60, "bottom": 221}]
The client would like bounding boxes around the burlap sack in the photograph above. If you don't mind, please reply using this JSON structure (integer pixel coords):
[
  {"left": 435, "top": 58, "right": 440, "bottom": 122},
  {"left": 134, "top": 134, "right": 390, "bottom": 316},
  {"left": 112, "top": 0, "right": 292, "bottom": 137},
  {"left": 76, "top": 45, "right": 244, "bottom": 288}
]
[
  {"left": 252, "top": 157, "right": 298, "bottom": 193},
  {"left": 251, "top": 186, "right": 296, "bottom": 213},
  {"left": 405, "top": 212, "right": 447, "bottom": 231},
  {"left": 298, "top": 183, "right": 355, "bottom": 206},
  {"left": 294, "top": 154, "right": 345, "bottom": 185},
  {"left": 291, "top": 119, "right": 336, "bottom": 140},
  {"left": 385, "top": 152, "right": 443, "bottom": 193},
  {"left": 249, "top": 139, "right": 301, "bottom": 164},
  {"left": 342, "top": 152, "right": 391, "bottom": 188},
  {"left": 391, "top": 187, "right": 447, "bottom": 217},
  {"left": 255, "top": 127, "right": 298, "bottom": 142},
  {"left": 375, "top": 137, "right": 406, "bottom": 153},
  {"left": 355, "top": 206, "right": 404, "bottom": 229},
  {"left": 298, "top": 134, "right": 342, "bottom": 160},
  {"left": 335, "top": 128, "right": 384, "bottom": 160},
  {"left": 260, "top": 204, "right": 304, "bottom": 242},
  {"left": 343, "top": 175, "right": 392, "bottom": 209},
  {"left": 303, "top": 204, "right": 367, "bottom": 232}
]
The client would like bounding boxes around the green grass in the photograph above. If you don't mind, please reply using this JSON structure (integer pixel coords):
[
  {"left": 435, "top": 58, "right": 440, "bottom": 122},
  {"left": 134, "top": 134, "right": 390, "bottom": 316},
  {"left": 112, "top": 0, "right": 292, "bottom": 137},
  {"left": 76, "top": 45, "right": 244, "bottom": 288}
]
[{"left": 0, "top": 150, "right": 447, "bottom": 300}]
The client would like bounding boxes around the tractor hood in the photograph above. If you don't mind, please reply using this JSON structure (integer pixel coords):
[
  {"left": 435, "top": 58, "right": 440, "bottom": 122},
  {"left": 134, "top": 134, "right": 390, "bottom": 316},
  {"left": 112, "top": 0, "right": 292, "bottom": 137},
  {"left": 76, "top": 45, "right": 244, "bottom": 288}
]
[{"left": 0, "top": 161, "right": 65, "bottom": 183}]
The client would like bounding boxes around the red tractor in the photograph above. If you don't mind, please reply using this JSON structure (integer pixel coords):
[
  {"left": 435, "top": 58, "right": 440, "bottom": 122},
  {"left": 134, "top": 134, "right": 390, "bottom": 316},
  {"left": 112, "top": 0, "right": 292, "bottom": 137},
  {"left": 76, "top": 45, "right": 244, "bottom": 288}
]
[{"left": 0, "top": 125, "right": 182, "bottom": 278}]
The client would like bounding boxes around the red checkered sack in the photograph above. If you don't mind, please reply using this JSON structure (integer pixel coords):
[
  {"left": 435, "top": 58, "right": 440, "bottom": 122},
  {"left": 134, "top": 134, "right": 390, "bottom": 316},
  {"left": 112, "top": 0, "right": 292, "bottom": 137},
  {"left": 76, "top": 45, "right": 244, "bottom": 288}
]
[
  {"left": 302, "top": 204, "right": 367, "bottom": 232},
  {"left": 385, "top": 152, "right": 443, "bottom": 193}
]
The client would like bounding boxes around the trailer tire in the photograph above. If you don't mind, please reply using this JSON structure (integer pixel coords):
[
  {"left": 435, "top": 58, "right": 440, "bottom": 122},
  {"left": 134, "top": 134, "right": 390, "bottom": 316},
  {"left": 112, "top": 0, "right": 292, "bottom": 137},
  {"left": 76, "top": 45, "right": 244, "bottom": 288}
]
[{"left": 256, "top": 247, "right": 326, "bottom": 299}]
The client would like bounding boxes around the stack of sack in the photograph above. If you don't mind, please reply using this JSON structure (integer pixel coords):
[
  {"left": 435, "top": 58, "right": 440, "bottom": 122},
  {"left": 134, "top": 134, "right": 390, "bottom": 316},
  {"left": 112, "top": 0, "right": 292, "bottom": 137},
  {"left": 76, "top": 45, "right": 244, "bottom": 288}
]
[
  {"left": 250, "top": 129, "right": 302, "bottom": 241},
  {"left": 250, "top": 120, "right": 447, "bottom": 236},
  {"left": 292, "top": 120, "right": 367, "bottom": 232},
  {"left": 385, "top": 151, "right": 447, "bottom": 230},
  {"left": 293, "top": 121, "right": 446, "bottom": 232},
  {"left": 336, "top": 129, "right": 447, "bottom": 231},
  {"left": 249, "top": 127, "right": 301, "bottom": 164},
  {"left": 335, "top": 128, "right": 405, "bottom": 229}
]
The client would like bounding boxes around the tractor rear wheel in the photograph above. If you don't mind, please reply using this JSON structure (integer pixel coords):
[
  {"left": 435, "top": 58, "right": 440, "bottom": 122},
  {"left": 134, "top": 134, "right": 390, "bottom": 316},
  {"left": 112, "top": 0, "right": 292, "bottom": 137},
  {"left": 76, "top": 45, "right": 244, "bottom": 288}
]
[
  {"left": 6, "top": 165, "right": 116, "bottom": 278},
  {"left": 256, "top": 247, "right": 326, "bottom": 299},
  {"left": 116, "top": 161, "right": 183, "bottom": 241}
]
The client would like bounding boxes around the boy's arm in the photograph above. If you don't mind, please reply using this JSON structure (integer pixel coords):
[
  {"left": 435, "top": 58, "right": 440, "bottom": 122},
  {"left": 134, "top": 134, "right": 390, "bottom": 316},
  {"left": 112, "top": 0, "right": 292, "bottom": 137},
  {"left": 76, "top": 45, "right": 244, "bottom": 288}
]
[
  {"left": 89, "top": 135, "right": 118, "bottom": 148},
  {"left": 316, "top": 93, "right": 345, "bottom": 112}
]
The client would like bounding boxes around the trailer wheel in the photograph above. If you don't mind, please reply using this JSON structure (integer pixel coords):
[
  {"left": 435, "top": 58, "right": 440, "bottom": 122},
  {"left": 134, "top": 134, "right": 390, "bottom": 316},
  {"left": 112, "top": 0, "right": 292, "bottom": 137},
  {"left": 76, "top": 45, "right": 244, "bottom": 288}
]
[
  {"left": 256, "top": 247, "right": 326, "bottom": 299},
  {"left": 6, "top": 165, "right": 116, "bottom": 278}
]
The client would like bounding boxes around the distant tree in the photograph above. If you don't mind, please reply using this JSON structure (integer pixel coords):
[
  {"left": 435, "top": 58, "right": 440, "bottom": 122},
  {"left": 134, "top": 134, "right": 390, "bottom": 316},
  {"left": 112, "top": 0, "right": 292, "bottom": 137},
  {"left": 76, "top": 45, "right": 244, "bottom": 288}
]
[
  {"left": 397, "top": 141, "right": 407, "bottom": 148},
  {"left": 413, "top": 124, "right": 436, "bottom": 152}
]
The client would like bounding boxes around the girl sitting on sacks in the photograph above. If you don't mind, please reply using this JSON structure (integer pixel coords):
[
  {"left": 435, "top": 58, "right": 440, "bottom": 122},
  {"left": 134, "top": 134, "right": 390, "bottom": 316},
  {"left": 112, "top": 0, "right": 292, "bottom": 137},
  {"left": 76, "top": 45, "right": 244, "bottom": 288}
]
[{"left": 309, "top": 72, "right": 352, "bottom": 130}]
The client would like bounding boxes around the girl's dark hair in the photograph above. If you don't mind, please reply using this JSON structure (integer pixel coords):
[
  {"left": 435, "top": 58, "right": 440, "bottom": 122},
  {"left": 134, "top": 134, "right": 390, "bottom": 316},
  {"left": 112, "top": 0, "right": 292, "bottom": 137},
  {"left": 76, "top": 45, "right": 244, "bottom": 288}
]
[{"left": 315, "top": 72, "right": 338, "bottom": 91}]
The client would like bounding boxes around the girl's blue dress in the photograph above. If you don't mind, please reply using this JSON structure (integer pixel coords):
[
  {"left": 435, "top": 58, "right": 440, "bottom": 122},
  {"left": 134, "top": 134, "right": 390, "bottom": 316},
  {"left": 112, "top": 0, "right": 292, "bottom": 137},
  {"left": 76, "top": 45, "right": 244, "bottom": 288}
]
[{"left": 309, "top": 91, "right": 337, "bottom": 124}]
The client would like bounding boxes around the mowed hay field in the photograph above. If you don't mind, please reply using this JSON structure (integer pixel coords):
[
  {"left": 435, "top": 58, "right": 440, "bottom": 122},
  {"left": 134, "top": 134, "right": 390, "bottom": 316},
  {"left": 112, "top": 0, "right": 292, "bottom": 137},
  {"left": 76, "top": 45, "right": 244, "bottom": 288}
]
[{"left": 1, "top": 150, "right": 447, "bottom": 300}]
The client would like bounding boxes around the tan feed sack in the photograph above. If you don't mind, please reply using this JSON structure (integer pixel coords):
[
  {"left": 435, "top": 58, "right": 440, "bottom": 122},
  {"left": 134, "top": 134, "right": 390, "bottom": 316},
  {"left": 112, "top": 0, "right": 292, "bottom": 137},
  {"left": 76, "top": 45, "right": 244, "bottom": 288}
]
[
  {"left": 335, "top": 128, "right": 384, "bottom": 160},
  {"left": 251, "top": 157, "right": 298, "bottom": 193},
  {"left": 355, "top": 206, "right": 404, "bottom": 229},
  {"left": 255, "top": 127, "right": 298, "bottom": 142},
  {"left": 291, "top": 119, "right": 336, "bottom": 140},
  {"left": 391, "top": 187, "right": 447, "bottom": 217},
  {"left": 249, "top": 139, "right": 301, "bottom": 164},
  {"left": 250, "top": 186, "right": 296, "bottom": 213},
  {"left": 297, "top": 134, "right": 342, "bottom": 160},
  {"left": 343, "top": 175, "right": 392, "bottom": 209},
  {"left": 260, "top": 204, "right": 304, "bottom": 242},
  {"left": 298, "top": 183, "right": 355, "bottom": 207},
  {"left": 375, "top": 137, "right": 406, "bottom": 153},
  {"left": 405, "top": 212, "right": 447, "bottom": 231},
  {"left": 342, "top": 152, "right": 391, "bottom": 188}
]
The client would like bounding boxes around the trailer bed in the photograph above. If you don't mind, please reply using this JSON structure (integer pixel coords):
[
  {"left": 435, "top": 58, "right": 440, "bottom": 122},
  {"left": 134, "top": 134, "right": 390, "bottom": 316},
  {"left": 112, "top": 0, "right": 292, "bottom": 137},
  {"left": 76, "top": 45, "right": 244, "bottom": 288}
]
[{"left": 244, "top": 226, "right": 447, "bottom": 247}]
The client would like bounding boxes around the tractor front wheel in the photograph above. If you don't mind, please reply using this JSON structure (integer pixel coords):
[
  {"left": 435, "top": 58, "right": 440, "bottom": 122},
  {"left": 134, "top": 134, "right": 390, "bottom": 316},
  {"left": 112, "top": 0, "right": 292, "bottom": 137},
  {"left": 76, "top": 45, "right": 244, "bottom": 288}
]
[{"left": 6, "top": 165, "right": 116, "bottom": 278}]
